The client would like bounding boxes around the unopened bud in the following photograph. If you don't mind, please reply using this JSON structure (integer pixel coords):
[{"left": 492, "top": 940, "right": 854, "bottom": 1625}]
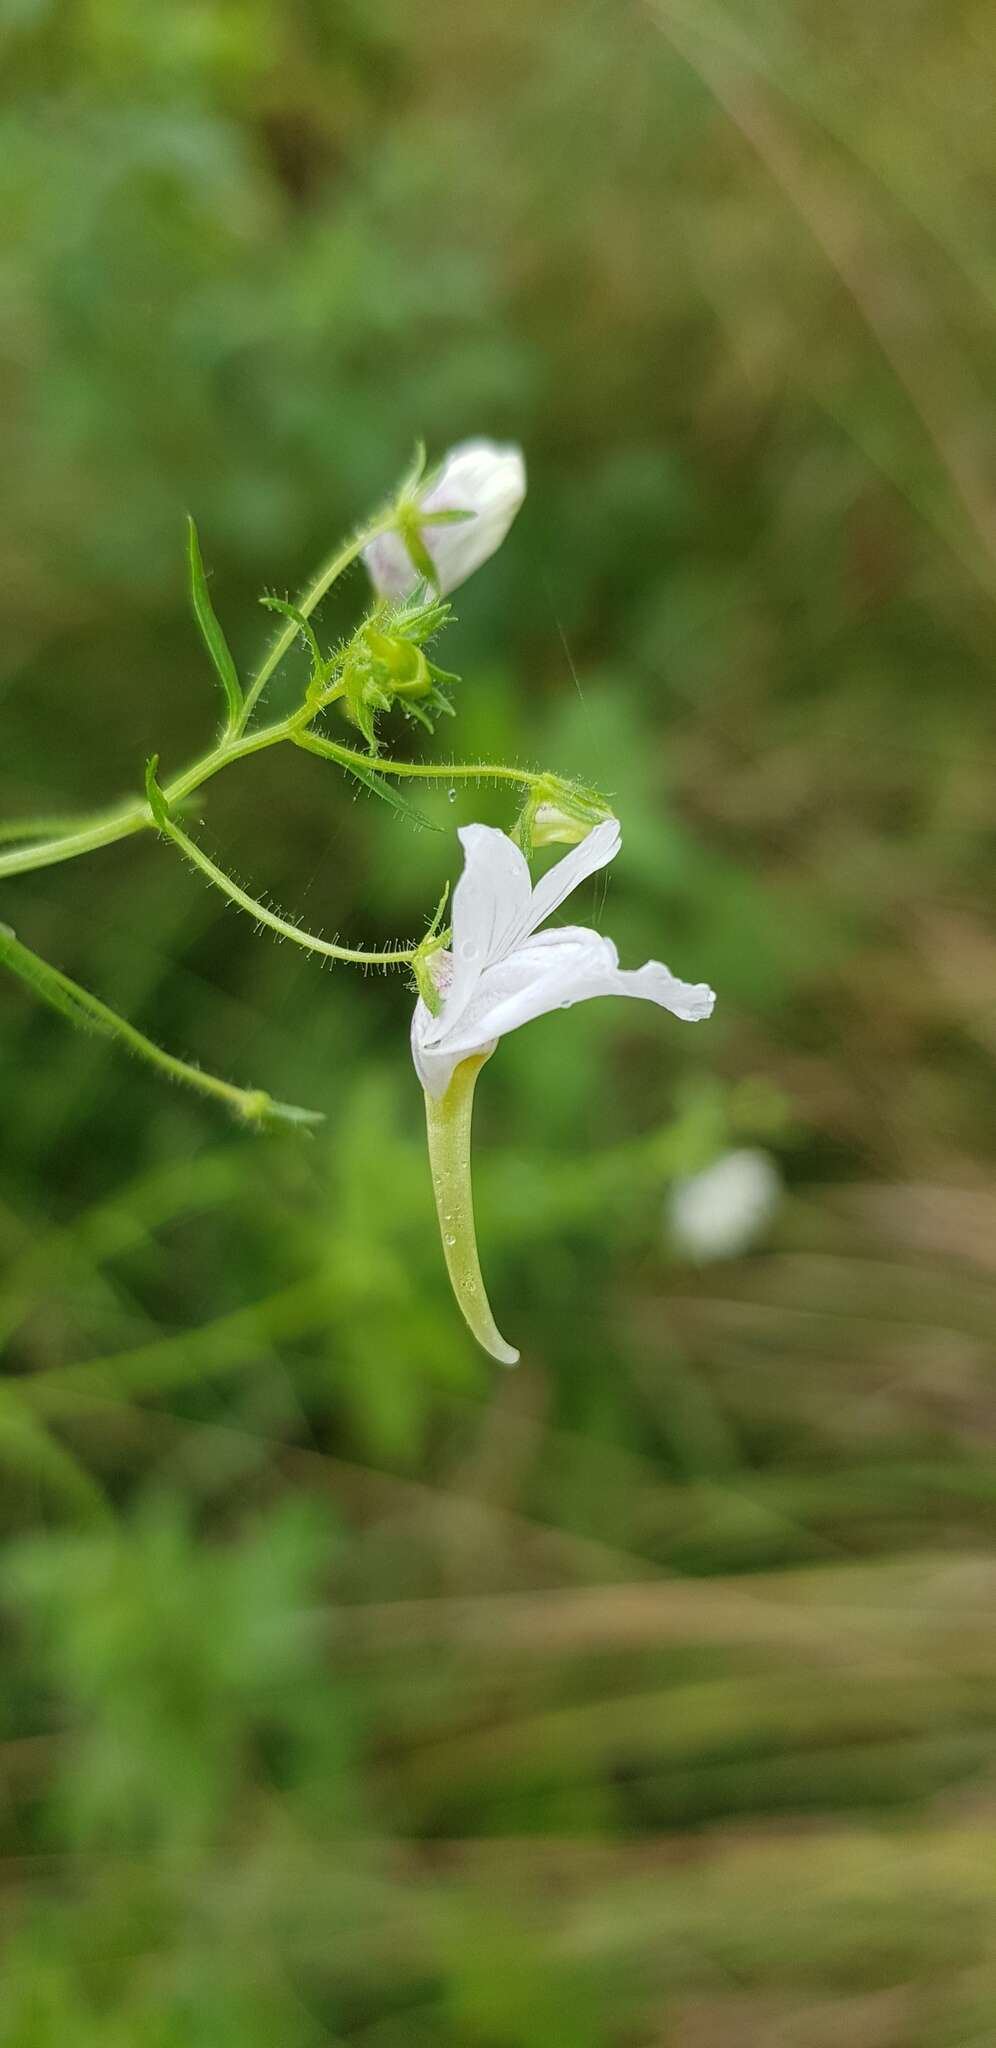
[{"left": 531, "top": 801, "right": 595, "bottom": 848}]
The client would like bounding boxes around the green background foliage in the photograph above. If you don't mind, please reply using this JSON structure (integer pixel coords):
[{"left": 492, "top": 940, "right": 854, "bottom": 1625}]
[{"left": 3, "top": 1, "right": 996, "bottom": 2041}]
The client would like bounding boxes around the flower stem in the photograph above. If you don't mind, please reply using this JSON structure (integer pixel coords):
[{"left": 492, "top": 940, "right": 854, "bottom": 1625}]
[
  {"left": 237, "top": 515, "right": 393, "bottom": 730},
  {"left": 0, "top": 808, "right": 135, "bottom": 846},
  {"left": 294, "top": 729, "right": 544, "bottom": 792},
  {"left": 0, "top": 510, "right": 388, "bottom": 884},
  {"left": 0, "top": 716, "right": 297, "bottom": 883},
  {"left": 423, "top": 1055, "right": 519, "bottom": 1367},
  {"left": 0, "top": 923, "right": 320, "bottom": 1127},
  {"left": 0, "top": 799, "right": 149, "bottom": 879},
  {"left": 149, "top": 786, "right": 417, "bottom": 968}
]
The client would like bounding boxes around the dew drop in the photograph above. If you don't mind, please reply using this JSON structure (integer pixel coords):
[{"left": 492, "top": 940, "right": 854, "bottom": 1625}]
[
  {"left": 447, "top": 787, "right": 457, "bottom": 803},
  {"left": 559, "top": 999, "right": 573, "bottom": 1010},
  {"left": 444, "top": 1233, "right": 457, "bottom": 1247},
  {"left": 459, "top": 940, "right": 478, "bottom": 962}
]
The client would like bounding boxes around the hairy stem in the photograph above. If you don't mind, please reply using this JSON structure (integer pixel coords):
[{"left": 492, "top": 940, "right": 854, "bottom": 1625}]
[
  {"left": 151, "top": 799, "right": 417, "bottom": 967},
  {"left": 0, "top": 924, "right": 319, "bottom": 1126},
  {"left": 423, "top": 1055, "right": 519, "bottom": 1366},
  {"left": 237, "top": 515, "right": 393, "bottom": 729},
  {"left": 294, "top": 728, "right": 545, "bottom": 791},
  {"left": 0, "top": 716, "right": 298, "bottom": 883},
  {"left": 0, "top": 504, "right": 382, "bottom": 883}
]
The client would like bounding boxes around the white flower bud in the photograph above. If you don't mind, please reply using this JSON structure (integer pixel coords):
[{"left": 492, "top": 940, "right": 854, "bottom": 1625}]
[
  {"left": 668, "top": 1148, "right": 781, "bottom": 1263},
  {"left": 364, "top": 439, "right": 526, "bottom": 599}
]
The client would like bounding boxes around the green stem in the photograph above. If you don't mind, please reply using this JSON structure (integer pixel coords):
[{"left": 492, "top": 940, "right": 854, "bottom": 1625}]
[
  {"left": 0, "top": 506, "right": 379, "bottom": 885},
  {"left": 293, "top": 728, "right": 544, "bottom": 791},
  {"left": 151, "top": 797, "right": 416, "bottom": 968},
  {"left": 0, "top": 924, "right": 319, "bottom": 1126},
  {"left": 0, "top": 715, "right": 300, "bottom": 884},
  {"left": 237, "top": 515, "right": 393, "bottom": 731},
  {"left": 423, "top": 1055, "right": 519, "bottom": 1366},
  {"left": 0, "top": 799, "right": 149, "bottom": 879},
  {"left": 0, "top": 809, "right": 131, "bottom": 846}
]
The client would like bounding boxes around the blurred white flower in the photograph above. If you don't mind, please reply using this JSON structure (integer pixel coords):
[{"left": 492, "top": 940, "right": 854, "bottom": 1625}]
[
  {"left": 413, "top": 818, "right": 715, "bottom": 1101},
  {"left": 364, "top": 439, "right": 526, "bottom": 599},
  {"left": 668, "top": 1148, "right": 781, "bottom": 1263}
]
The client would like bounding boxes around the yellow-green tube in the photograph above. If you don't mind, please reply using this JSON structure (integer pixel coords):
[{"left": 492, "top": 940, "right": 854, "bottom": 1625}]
[{"left": 423, "top": 1054, "right": 519, "bottom": 1366}]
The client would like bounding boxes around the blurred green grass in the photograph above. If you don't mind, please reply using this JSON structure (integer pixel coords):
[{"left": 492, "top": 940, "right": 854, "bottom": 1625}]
[{"left": 3, "top": 0, "right": 996, "bottom": 2042}]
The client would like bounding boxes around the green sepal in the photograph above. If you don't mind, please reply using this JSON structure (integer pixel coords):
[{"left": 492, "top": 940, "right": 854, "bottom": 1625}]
[
  {"left": 410, "top": 883, "right": 451, "bottom": 1014},
  {"left": 420, "top": 507, "right": 477, "bottom": 526},
  {"left": 259, "top": 594, "right": 326, "bottom": 680},
  {"left": 398, "top": 512, "right": 440, "bottom": 592},
  {"left": 187, "top": 516, "right": 244, "bottom": 733},
  {"left": 401, "top": 696, "right": 437, "bottom": 734},
  {"left": 144, "top": 754, "right": 171, "bottom": 831},
  {"left": 514, "top": 772, "right": 615, "bottom": 855}
]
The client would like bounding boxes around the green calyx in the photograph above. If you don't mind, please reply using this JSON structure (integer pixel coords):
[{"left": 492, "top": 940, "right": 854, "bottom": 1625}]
[
  {"left": 410, "top": 881, "right": 451, "bottom": 1017},
  {"left": 513, "top": 773, "right": 614, "bottom": 856},
  {"left": 339, "top": 590, "right": 459, "bottom": 752}
]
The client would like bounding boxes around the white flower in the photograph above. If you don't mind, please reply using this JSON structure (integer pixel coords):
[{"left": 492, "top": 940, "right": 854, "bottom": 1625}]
[
  {"left": 413, "top": 819, "right": 716, "bottom": 1101},
  {"left": 668, "top": 1148, "right": 781, "bottom": 1263},
  {"left": 415, "top": 820, "right": 716, "bottom": 1368},
  {"left": 364, "top": 439, "right": 526, "bottom": 599}
]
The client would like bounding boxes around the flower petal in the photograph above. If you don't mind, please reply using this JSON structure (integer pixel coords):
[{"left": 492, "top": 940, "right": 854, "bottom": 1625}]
[
  {"left": 428, "top": 824, "right": 533, "bottom": 1038},
  {"left": 412, "top": 996, "right": 497, "bottom": 1100},
  {"left": 415, "top": 927, "right": 715, "bottom": 1096},
  {"left": 523, "top": 817, "right": 621, "bottom": 938},
  {"left": 472, "top": 930, "right": 715, "bottom": 1042},
  {"left": 420, "top": 441, "right": 526, "bottom": 595},
  {"left": 365, "top": 441, "right": 526, "bottom": 601},
  {"left": 362, "top": 530, "right": 423, "bottom": 601}
]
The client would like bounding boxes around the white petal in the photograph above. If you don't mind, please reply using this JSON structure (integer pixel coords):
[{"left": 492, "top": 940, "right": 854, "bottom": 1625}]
[
  {"left": 427, "top": 825, "right": 533, "bottom": 1038},
  {"left": 362, "top": 530, "right": 422, "bottom": 601},
  {"left": 475, "top": 931, "right": 715, "bottom": 1041},
  {"left": 412, "top": 996, "right": 497, "bottom": 1100},
  {"left": 419, "top": 930, "right": 714, "bottom": 1086},
  {"left": 365, "top": 441, "right": 526, "bottom": 601},
  {"left": 420, "top": 441, "right": 526, "bottom": 596},
  {"left": 524, "top": 817, "right": 621, "bottom": 938}
]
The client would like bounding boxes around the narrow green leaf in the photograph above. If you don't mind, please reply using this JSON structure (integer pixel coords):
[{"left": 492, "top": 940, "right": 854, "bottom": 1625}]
[
  {"left": 341, "top": 749, "right": 438, "bottom": 825},
  {"left": 187, "top": 515, "right": 244, "bottom": 732},
  {"left": 259, "top": 593, "right": 325, "bottom": 676},
  {"left": 292, "top": 728, "right": 440, "bottom": 832}
]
